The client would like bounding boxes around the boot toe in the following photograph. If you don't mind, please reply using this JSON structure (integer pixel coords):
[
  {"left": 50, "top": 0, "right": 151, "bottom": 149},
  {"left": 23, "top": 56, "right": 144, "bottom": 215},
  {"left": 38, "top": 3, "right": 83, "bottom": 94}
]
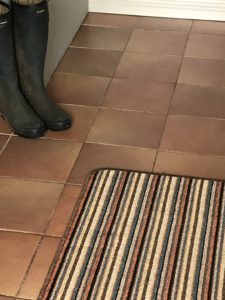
[
  {"left": 47, "top": 117, "right": 72, "bottom": 132},
  {"left": 13, "top": 121, "right": 46, "bottom": 139}
]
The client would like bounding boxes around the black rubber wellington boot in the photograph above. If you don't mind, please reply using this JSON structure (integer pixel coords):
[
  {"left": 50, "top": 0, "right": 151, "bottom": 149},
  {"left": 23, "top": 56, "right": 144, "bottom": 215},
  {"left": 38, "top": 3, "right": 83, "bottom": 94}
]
[
  {"left": 0, "top": 1, "right": 45, "bottom": 138},
  {"left": 11, "top": 0, "right": 72, "bottom": 131}
]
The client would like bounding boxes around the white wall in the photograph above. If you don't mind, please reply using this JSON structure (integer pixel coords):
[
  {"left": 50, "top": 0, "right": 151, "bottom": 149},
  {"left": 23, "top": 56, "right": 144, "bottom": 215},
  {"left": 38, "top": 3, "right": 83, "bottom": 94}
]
[
  {"left": 89, "top": 0, "right": 225, "bottom": 21},
  {"left": 46, "top": 0, "right": 88, "bottom": 81}
]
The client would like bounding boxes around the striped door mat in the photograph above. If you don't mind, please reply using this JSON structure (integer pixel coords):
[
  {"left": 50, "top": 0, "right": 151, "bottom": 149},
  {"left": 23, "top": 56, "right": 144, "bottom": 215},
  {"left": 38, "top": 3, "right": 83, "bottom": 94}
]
[{"left": 40, "top": 169, "right": 225, "bottom": 299}]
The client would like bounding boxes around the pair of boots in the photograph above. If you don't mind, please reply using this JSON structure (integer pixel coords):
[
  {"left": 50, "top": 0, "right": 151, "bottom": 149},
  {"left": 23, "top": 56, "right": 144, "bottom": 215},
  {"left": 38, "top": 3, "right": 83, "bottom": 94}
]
[{"left": 0, "top": 0, "right": 72, "bottom": 139}]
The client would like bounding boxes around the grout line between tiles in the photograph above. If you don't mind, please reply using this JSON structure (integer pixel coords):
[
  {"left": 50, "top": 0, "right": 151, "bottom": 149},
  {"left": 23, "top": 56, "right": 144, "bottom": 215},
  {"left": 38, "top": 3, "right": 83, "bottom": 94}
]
[
  {"left": 15, "top": 182, "right": 68, "bottom": 298},
  {"left": 0, "top": 132, "right": 12, "bottom": 136},
  {"left": 80, "top": 24, "right": 192, "bottom": 34},
  {"left": 153, "top": 20, "right": 194, "bottom": 171},
  {"left": 85, "top": 17, "right": 138, "bottom": 135},
  {"left": 68, "top": 46, "right": 123, "bottom": 55},
  {"left": 0, "top": 228, "right": 45, "bottom": 236},
  {"left": 52, "top": 103, "right": 225, "bottom": 122},
  {"left": 184, "top": 54, "right": 225, "bottom": 62},
  {"left": 64, "top": 18, "right": 139, "bottom": 185},
  {"left": 82, "top": 23, "right": 131, "bottom": 29},
  {"left": 0, "top": 227, "right": 69, "bottom": 239},
  {"left": 68, "top": 45, "right": 184, "bottom": 58},
  {"left": 69, "top": 45, "right": 125, "bottom": 52},
  {"left": 0, "top": 294, "right": 22, "bottom": 299},
  {"left": 99, "top": 107, "right": 168, "bottom": 114},
  {"left": 190, "top": 29, "right": 225, "bottom": 37},
  {"left": 83, "top": 141, "right": 225, "bottom": 159},
  {"left": 0, "top": 175, "right": 68, "bottom": 185},
  {"left": 63, "top": 112, "right": 101, "bottom": 185},
  {"left": 85, "top": 141, "right": 158, "bottom": 151},
  {"left": 155, "top": 149, "right": 225, "bottom": 159},
  {"left": 0, "top": 134, "right": 13, "bottom": 155},
  {"left": 166, "top": 113, "right": 225, "bottom": 121},
  {"left": 63, "top": 84, "right": 110, "bottom": 184},
  {"left": 54, "top": 70, "right": 225, "bottom": 89},
  {"left": 54, "top": 70, "right": 111, "bottom": 80},
  {"left": 15, "top": 235, "right": 45, "bottom": 298}
]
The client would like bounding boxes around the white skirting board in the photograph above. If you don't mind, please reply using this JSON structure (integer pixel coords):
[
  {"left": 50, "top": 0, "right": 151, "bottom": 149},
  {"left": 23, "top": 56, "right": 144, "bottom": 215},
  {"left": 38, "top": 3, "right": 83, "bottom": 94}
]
[{"left": 89, "top": 0, "right": 225, "bottom": 21}]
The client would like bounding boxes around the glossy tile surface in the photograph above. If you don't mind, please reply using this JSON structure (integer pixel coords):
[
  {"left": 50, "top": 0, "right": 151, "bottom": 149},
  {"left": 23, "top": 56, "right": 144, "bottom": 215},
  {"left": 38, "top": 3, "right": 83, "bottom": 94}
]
[
  {"left": 48, "top": 73, "right": 110, "bottom": 106},
  {"left": 178, "top": 57, "right": 225, "bottom": 87},
  {"left": 57, "top": 48, "right": 122, "bottom": 77},
  {"left": 192, "top": 20, "right": 225, "bottom": 35},
  {"left": 0, "top": 232, "right": 40, "bottom": 297},
  {"left": 0, "top": 178, "right": 63, "bottom": 233},
  {"left": 103, "top": 78, "right": 174, "bottom": 113},
  {"left": 116, "top": 52, "right": 182, "bottom": 82},
  {"left": 87, "top": 108, "right": 166, "bottom": 148},
  {"left": 154, "top": 151, "right": 225, "bottom": 180},
  {"left": 136, "top": 17, "right": 192, "bottom": 32},
  {"left": 127, "top": 29, "right": 188, "bottom": 55},
  {"left": 0, "top": 137, "right": 81, "bottom": 182},
  {"left": 68, "top": 143, "right": 157, "bottom": 184},
  {"left": 160, "top": 115, "right": 225, "bottom": 156},
  {"left": 18, "top": 237, "right": 60, "bottom": 300},
  {"left": 185, "top": 33, "right": 225, "bottom": 60},
  {"left": 72, "top": 25, "right": 131, "bottom": 51},
  {"left": 170, "top": 84, "right": 225, "bottom": 118}
]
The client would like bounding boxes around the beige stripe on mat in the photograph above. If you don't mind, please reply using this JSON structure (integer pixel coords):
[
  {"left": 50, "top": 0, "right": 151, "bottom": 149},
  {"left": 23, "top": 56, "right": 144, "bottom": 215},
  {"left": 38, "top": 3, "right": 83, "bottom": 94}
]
[{"left": 0, "top": 5, "right": 8, "bottom": 15}]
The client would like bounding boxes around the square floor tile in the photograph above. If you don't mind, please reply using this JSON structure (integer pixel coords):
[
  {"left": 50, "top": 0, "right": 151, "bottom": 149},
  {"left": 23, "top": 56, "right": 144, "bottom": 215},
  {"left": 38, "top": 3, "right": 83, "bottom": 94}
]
[
  {"left": 0, "top": 118, "right": 11, "bottom": 135},
  {"left": 0, "top": 137, "right": 82, "bottom": 182},
  {"left": 154, "top": 151, "right": 225, "bottom": 180},
  {"left": 57, "top": 48, "right": 122, "bottom": 77},
  {"left": 87, "top": 108, "right": 166, "bottom": 148},
  {"left": 0, "top": 178, "right": 63, "bottom": 233},
  {"left": 18, "top": 237, "right": 60, "bottom": 300},
  {"left": 192, "top": 20, "right": 225, "bottom": 35},
  {"left": 83, "top": 13, "right": 137, "bottom": 28},
  {"left": 0, "top": 135, "right": 9, "bottom": 153},
  {"left": 48, "top": 73, "right": 110, "bottom": 107},
  {"left": 185, "top": 33, "right": 225, "bottom": 60},
  {"left": 136, "top": 17, "right": 192, "bottom": 32},
  {"left": 68, "top": 143, "right": 157, "bottom": 184},
  {"left": 45, "top": 105, "right": 98, "bottom": 142},
  {"left": 46, "top": 185, "right": 82, "bottom": 237},
  {"left": 102, "top": 78, "right": 174, "bottom": 113},
  {"left": 160, "top": 115, "right": 225, "bottom": 156},
  {"left": 0, "top": 232, "right": 40, "bottom": 297},
  {"left": 170, "top": 84, "right": 225, "bottom": 119},
  {"left": 127, "top": 30, "right": 188, "bottom": 56},
  {"left": 72, "top": 25, "right": 131, "bottom": 51},
  {"left": 116, "top": 52, "right": 182, "bottom": 82},
  {"left": 178, "top": 57, "right": 225, "bottom": 87}
]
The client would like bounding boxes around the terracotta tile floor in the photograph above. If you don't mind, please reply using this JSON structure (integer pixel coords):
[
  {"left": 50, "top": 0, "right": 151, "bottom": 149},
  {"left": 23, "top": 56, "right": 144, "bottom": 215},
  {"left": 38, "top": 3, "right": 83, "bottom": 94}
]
[{"left": 0, "top": 12, "right": 225, "bottom": 299}]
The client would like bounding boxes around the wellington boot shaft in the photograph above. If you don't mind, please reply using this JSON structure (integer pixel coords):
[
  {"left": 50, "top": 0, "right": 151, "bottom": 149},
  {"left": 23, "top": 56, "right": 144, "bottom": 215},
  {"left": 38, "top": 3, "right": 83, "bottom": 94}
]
[
  {"left": 11, "top": 0, "right": 72, "bottom": 131},
  {"left": 0, "top": 1, "right": 45, "bottom": 138}
]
